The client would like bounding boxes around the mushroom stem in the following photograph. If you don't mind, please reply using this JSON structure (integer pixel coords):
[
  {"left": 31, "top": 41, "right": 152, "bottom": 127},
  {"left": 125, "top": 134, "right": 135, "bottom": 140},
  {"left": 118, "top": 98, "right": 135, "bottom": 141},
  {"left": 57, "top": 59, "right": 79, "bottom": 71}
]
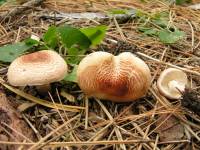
[
  {"left": 168, "top": 80, "right": 185, "bottom": 93},
  {"left": 36, "top": 84, "right": 51, "bottom": 95}
]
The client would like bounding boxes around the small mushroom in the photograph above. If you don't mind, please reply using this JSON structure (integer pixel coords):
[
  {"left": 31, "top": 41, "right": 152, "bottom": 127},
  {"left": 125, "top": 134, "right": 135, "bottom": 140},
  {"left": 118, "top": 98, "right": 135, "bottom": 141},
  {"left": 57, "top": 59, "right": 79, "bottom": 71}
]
[
  {"left": 77, "top": 51, "right": 151, "bottom": 102},
  {"left": 7, "top": 50, "right": 68, "bottom": 93},
  {"left": 157, "top": 68, "right": 188, "bottom": 99}
]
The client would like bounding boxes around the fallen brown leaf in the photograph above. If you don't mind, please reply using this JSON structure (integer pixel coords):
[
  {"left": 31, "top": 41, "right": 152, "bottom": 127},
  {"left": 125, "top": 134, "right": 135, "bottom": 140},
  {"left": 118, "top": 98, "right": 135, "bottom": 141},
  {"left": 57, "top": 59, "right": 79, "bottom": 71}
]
[
  {"left": 0, "top": 90, "right": 35, "bottom": 150},
  {"left": 155, "top": 114, "right": 185, "bottom": 142}
]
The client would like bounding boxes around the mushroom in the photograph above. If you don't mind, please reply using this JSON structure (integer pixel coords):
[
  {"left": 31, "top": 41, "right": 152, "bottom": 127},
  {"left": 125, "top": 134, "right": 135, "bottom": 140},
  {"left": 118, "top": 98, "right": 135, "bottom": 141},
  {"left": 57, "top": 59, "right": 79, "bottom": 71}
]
[
  {"left": 157, "top": 68, "right": 188, "bottom": 99},
  {"left": 7, "top": 50, "right": 68, "bottom": 93},
  {"left": 77, "top": 51, "right": 151, "bottom": 102}
]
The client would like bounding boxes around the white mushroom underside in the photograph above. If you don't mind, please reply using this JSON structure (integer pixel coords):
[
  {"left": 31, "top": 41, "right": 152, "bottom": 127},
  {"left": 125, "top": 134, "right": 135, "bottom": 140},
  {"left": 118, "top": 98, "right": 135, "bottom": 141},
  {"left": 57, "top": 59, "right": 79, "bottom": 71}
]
[
  {"left": 7, "top": 50, "right": 68, "bottom": 86},
  {"left": 157, "top": 68, "right": 188, "bottom": 99},
  {"left": 162, "top": 78, "right": 187, "bottom": 99},
  {"left": 168, "top": 80, "right": 185, "bottom": 93}
]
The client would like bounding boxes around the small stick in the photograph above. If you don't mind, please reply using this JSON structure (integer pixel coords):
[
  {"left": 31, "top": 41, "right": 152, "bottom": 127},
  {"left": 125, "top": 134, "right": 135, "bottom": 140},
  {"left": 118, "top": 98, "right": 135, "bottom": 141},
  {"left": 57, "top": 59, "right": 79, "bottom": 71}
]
[
  {"left": 153, "top": 135, "right": 159, "bottom": 150},
  {"left": 136, "top": 52, "right": 200, "bottom": 76},
  {"left": 158, "top": 140, "right": 190, "bottom": 145},
  {"left": 96, "top": 99, "right": 126, "bottom": 150},
  {"left": 113, "top": 17, "right": 126, "bottom": 41},
  {"left": 106, "top": 38, "right": 200, "bottom": 76},
  {"left": 87, "top": 121, "right": 113, "bottom": 142},
  {"left": 0, "top": 0, "right": 44, "bottom": 22},
  {"left": 187, "top": 20, "right": 195, "bottom": 51},
  {"left": 1, "top": 122, "right": 32, "bottom": 143},
  {"left": 132, "top": 123, "right": 160, "bottom": 150},
  {"left": 48, "top": 92, "right": 65, "bottom": 123},
  {"left": 85, "top": 97, "right": 89, "bottom": 129},
  {"left": 27, "top": 114, "right": 80, "bottom": 150},
  {"left": 22, "top": 114, "right": 42, "bottom": 140},
  {"left": 0, "top": 139, "right": 154, "bottom": 146},
  {"left": 184, "top": 124, "right": 200, "bottom": 142}
]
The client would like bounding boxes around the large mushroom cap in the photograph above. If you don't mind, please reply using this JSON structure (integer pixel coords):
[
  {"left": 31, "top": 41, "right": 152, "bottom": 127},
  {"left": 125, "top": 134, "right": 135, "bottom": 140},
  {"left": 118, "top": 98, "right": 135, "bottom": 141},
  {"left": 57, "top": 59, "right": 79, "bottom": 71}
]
[
  {"left": 7, "top": 50, "right": 68, "bottom": 86},
  {"left": 157, "top": 68, "right": 188, "bottom": 99},
  {"left": 77, "top": 51, "right": 151, "bottom": 102}
]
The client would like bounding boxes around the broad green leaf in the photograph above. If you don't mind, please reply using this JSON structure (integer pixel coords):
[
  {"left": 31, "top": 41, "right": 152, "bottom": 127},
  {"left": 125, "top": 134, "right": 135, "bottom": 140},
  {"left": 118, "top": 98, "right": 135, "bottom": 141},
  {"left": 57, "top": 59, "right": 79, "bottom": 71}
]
[
  {"left": 64, "top": 65, "right": 78, "bottom": 83},
  {"left": 158, "top": 29, "right": 185, "bottom": 44},
  {"left": 25, "top": 38, "right": 40, "bottom": 46},
  {"left": 66, "top": 47, "right": 85, "bottom": 64},
  {"left": 57, "top": 25, "right": 91, "bottom": 49},
  {"left": 43, "top": 26, "right": 58, "bottom": 49},
  {"left": 0, "top": 0, "right": 6, "bottom": 5},
  {"left": 144, "top": 29, "right": 158, "bottom": 36},
  {"left": 0, "top": 42, "right": 34, "bottom": 62},
  {"left": 175, "top": 0, "right": 191, "bottom": 5},
  {"left": 80, "top": 25, "right": 107, "bottom": 46},
  {"left": 138, "top": 26, "right": 158, "bottom": 36},
  {"left": 152, "top": 12, "right": 169, "bottom": 28},
  {"left": 153, "top": 19, "right": 168, "bottom": 28}
]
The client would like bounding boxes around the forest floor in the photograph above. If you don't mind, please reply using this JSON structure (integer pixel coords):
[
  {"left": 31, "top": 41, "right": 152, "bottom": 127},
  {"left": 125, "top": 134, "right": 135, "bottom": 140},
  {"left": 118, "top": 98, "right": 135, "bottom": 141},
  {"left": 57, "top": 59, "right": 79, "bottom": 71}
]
[{"left": 0, "top": 0, "right": 200, "bottom": 150}]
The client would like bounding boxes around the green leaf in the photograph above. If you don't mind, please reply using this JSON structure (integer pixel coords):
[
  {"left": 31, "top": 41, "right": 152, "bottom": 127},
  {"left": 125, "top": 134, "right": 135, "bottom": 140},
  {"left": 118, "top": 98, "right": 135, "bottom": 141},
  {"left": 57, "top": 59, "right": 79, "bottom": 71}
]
[
  {"left": 135, "top": 9, "right": 147, "bottom": 18},
  {"left": 0, "top": 42, "right": 34, "bottom": 62},
  {"left": 107, "top": 9, "right": 129, "bottom": 15},
  {"left": 152, "top": 12, "right": 169, "bottom": 28},
  {"left": 57, "top": 25, "right": 91, "bottom": 49},
  {"left": 0, "top": 0, "right": 6, "bottom": 5},
  {"left": 153, "top": 11, "right": 169, "bottom": 20},
  {"left": 24, "top": 38, "right": 40, "bottom": 46},
  {"left": 138, "top": 26, "right": 158, "bottom": 36},
  {"left": 175, "top": 0, "right": 191, "bottom": 5},
  {"left": 80, "top": 25, "right": 107, "bottom": 46},
  {"left": 158, "top": 29, "right": 185, "bottom": 44},
  {"left": 66, "top": 47, "right": 85, "bottom": 64},
  {"left": 64, "top": 65, "right": 78, "bottom": 83},
  {"left": 153, "top": 19, "right": 168, "bottom": 28},
  {"left": 43, "top": 26, "right": 58, "bottom": 49},
  {"left": 107, "top": 8, "right": 135, "bottom": 16}
]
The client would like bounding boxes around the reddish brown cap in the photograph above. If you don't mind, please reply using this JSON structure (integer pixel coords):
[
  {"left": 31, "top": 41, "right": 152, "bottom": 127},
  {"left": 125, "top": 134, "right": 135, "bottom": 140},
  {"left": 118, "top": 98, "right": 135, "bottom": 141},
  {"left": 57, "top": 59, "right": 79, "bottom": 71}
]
[{"left": 77, "top": 51, "right": 151, "bottom": 102}]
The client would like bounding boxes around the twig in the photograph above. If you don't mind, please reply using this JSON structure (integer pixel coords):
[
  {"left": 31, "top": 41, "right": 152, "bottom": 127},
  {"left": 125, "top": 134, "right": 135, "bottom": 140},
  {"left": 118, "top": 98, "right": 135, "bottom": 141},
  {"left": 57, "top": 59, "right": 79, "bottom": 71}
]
[
  {"left": 39, "top": 10, "right": 135, "bottom": 24},
  {"left": 85, "top": 97, "right": 89, "bottom": 129},
  {"left": 0, "top": 79, "right": 85, "bottom": 112},
  {"left": 96, "top": 99, "right": 126, "bottom": 150},
  {"left": 0, "top": 0, "right": 44, "bottom": 22},
  {"left": 185, "top": 19, "right": 194, "bottom": 51},
  {"left": 136, "top": 52, "right": 200, "bottom": 76},
  {"left": 0, "top": 122, "right": 32, "bottom": 142},
  {"left": 184, "top": 124, "right": 200, "bottom": 142},
  {"left": 132, "top": 123, "right": 160, "bottom": 150},
  {"left": 0, "top": 139, "right": 190, "bottom": 147},
  {"left": 153, "top": 135, "right": 159, "bottom": 150},
  {"left": 22, "top": 114, "right": 42, "bottom": 140},
  {"left": 157, "top": 140, "right": 190, "bottom": 145},
  {"left": 35, "top": 122, "right": 83, "bottom": 150},
  {"left": 87, "top": 121, "right": 113, "bottom": 142},
  {"left": 55, "top": 88, "right": 68, "bottom": 120},
  {"left": 27, "top": 114, "right": 80, "bottom": 150},
  {"left": 0, "top": 139, "right": 154, "bottom": 146},
  {"left": 48, "top": 92, "right": 65, "bottom": 123},
  {"left": 113, "top": 17, "right": 126, "bottom": 41}
]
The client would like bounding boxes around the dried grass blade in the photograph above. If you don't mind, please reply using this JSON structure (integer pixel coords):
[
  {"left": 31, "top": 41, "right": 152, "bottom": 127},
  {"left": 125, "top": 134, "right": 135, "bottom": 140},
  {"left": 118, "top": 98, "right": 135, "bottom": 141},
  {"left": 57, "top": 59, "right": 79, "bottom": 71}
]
[{"left": 0, "top": 79, "right": 85, "bottom": 112}]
